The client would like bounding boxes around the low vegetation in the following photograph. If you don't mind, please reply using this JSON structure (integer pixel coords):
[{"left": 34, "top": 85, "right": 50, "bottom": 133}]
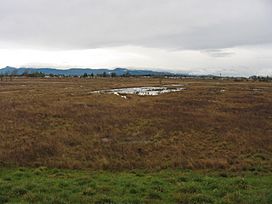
[
  {"left": 0, "top": 167, "right": 271, "bottom": 203},
  {"left": 0, "top": 78, "right": 271, "bottom": 171}
]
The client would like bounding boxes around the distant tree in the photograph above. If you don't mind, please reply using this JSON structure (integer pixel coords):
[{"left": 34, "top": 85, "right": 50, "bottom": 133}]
[
  {"left": 28, "top": 72, "right": 45, "bottom": 78},
  {"left": 11, "top": 69, "right": 18, "bottom": 76},
  {"left": 9, "top": 69, "right": 18, "bottom": 81},
  {"left": 82, "top": 73, "right": 88, "bottom": 78},
  {"left": 4, "top": 71, "right": 10, "bottom": 81},
  {"left": 102, "top": 72, "right": 107, "bottom": 77},
  {"left": 123, "top": 71, "right": 130, "bottom": 77},
  {"left": 90, "top": 73, "right": 94, "bottom": 78},
  {"left": 22, "top": 69, "right": 30, "bottom": 76},
  {"left": 110, "top": 72, "right": 117, "bottom": 77},
  {"left": 249, "top": 75, "right": 271, "bottom": 82}
]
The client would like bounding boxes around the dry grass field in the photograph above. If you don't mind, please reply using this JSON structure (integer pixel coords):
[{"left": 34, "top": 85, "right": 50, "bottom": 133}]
[{"left": 0, "top": 77, "right": 271, "bottom": 172}]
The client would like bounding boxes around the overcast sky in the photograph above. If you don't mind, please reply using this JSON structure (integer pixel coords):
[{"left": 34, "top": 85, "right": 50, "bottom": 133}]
[{"left": 0, "top": 0, "right": 272, "bottom": 76}]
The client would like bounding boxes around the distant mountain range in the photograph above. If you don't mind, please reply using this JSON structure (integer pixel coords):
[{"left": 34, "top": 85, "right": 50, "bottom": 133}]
[{"left": 0, "top": 66, "right": 175, "bottom": 76}]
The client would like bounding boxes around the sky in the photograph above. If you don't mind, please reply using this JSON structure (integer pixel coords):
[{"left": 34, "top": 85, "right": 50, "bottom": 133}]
[{"left": 0, "top": 0, "right": 272, "bottom": 76}]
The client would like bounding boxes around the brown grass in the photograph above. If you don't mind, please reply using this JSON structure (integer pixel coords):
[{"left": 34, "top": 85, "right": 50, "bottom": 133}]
[{"left": 0, "top": 77, "right": 271, "bottom": 171}]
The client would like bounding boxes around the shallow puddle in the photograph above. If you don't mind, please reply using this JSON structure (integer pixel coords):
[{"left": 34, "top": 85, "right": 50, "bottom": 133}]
[{"left": 92, "top": 85, "right": 185, "bottom": 96}]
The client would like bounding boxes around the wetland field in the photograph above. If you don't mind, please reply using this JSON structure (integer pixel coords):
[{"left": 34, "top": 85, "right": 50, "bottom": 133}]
[{"left": 0, "top": 77, "right": 271, "bottom": 203}]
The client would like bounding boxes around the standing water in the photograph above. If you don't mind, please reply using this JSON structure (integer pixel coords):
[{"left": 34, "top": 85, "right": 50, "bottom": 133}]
[{"left": 92, "top": 85, "right": 185, "bottom": 96}]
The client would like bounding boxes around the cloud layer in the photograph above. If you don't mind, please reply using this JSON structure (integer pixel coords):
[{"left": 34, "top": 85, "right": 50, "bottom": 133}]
[
  {"left": 0, "top": 0, "right": 272, "bottom": 50},
  {"left": 0, "top": 0, "right": 271, "bottom": 76}
]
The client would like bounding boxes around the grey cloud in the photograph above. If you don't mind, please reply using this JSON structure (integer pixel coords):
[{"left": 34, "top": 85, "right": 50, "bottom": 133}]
[
  {"left": 0, "top": 0, "right": 272, "bottom": 50},
  {"left": 202, "top": 49, "right": 235, "bottom": 57}
]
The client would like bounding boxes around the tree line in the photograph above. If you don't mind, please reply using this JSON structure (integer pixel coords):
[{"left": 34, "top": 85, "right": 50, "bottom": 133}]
[
  {"left": 1, "top": 69, "right": 271, "bottom": 81},
  {"left": 0, "top": 70, "right": 133, "bottom": 81}
]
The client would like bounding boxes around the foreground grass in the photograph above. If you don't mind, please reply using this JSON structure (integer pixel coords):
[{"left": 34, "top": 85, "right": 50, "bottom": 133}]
[{"left": 0, "top": 168, "right": 271, "bottom": 203}]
